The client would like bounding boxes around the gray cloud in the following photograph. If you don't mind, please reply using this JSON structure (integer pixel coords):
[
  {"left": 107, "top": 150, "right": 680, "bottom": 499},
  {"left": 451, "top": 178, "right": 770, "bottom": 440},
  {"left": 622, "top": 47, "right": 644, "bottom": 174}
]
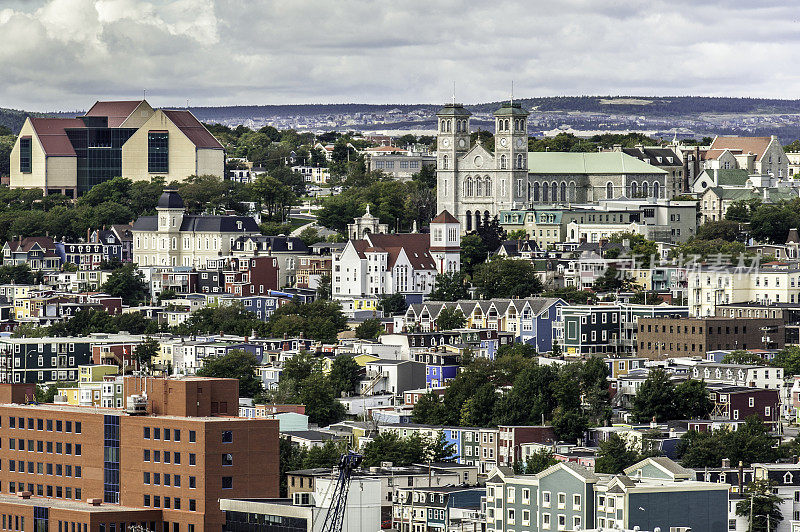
[{"left": 1, "top": 0, "right": 800, "bottom": 111}]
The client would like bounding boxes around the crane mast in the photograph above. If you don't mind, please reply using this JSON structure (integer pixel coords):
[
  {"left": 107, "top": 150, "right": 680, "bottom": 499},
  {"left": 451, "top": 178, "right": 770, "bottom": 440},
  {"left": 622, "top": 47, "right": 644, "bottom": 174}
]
[{"left": 319, "top": 452, "right": 363, "bottom": 532}]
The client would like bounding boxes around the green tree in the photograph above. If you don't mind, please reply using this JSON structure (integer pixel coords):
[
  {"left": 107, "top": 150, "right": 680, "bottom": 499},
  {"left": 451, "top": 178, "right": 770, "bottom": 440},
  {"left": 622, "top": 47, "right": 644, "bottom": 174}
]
[
  {"left": 265, "top": 300, "right": 347, "bottom": 343},
  {"left": 494, "top": 363, "right": 558, "bottom": 426},
  {"left": 772, "top": 346, "right": 800, "bottom": 375},
  {"left": 328, "top": 355, "right": 361, "bottom": 397},
  {"left": 460, "top": 234, "right": 487, "bottom": 276},
  {"left": 428, "top": 271, "right": 470, "bottom": 302},
  {"left": 281, "top": 351, "right": 318, "bottom": 383},
  {"left": 631, "top": 369, "right": 677, "bottom": 422},
  {"left": 459, "top": 383, "right": 498, "bottom": 427},
  {"left": 435, "top": 307, "right": 466, "bottom": 331},
  {"left": 609, "top": 232, "right": 657, "bottom": 258},
  {"left": 678, "top": 417, "right": 778, "bottom": 468},
  {"left": 736, "top": 480, "right": 784, "bottom": 532},
  {"left": 35, "top": 381, "right": 76, "bottom": 404},
  {"left": 697, "top": 219, "right": 742, "bottom": 241},
  {"left": 362, "top": 432, "right": 426, "bottom": 468},
  {"left": 176, "top": 303, "right": 265, "bottom": 337},
  {"left": 425, "top": 431, "right": 457, "bottom": 463},
  {"left": 472, "top": 257, "right": 543, "bottom": 299},
  {"left": 412, "top": 391, "right": 446, "bottom": 424},
  {"left": 377, "top": 293, "right": 408, "bottom": 316},
  {"left": 593, "top": 265, "right": 630, "bottom": 293},
  {"left": 101, "top": 264, "right": 148, "bottom": 305},
  {"left": 316, "top": 274, "right": 332, "bottom": 300},
  {"left": 355, "top": 318, "right": 383, "bottom": 340},
  {"left": 298, "top": 226, "right": 324, "bottom": 247},
  {"left": 523, "top": 449, "right": 559, "bottom": 474},
  {"left": 673, "top": 379, "right": 712, "bottom": 420},
  {"left": 723, "top": 350, "right": 765, "bottom": 365},
  {"left": 196, "top": 349, "right": 264, "bottom": 398},
  {"left": 552, "top": 408, "right": 589, "bottom": 443},
  {"left": 135, "top": 337, "right": 160, "bottom": 370},
  {"left": 297, "top": 372, "right": 346, "bottom": 426},
  {"left": 595, "top": 434, "right": 640, "bottom": 474}
]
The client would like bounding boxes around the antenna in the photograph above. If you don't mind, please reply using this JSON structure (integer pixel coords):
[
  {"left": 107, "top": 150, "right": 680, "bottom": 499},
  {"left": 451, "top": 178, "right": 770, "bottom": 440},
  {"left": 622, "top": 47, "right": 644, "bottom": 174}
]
[
  {"left": 452, "top": 81, "right": 456, "bottom": 105},
  {"left": 511, "top": 80, "right": 514, "bottom": 106},
  {"left": 143, "top": 89, "right": 147, "bottom": 100}
]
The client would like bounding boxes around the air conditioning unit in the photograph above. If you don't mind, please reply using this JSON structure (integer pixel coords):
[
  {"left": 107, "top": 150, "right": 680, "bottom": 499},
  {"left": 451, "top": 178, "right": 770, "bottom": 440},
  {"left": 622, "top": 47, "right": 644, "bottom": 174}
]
[
  {"left": 670, "top": 527, "right": 692, "bottom": 532},
  {"left": 126, "top": 395, "right": 147, "bottom": 415}
]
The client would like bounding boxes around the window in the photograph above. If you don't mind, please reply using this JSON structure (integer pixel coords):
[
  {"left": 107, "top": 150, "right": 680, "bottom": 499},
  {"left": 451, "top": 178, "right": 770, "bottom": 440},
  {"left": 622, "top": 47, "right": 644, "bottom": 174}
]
[
  {"left": 189, "top": 499, "right": 196, "bottom": 512},
  {"left": 542, "top": 491, "right": 551, "bottom": 507},
  {"left": 222, "top": 476, "right": 233, "bottom": 489},
  {"left": 222, "top": 453, "right": 233, "bottom": 466},
  {"left": 148, "top": 132, "right": 169, "bottom": 173},
  {"left": 222, "top": 431, "right": 232, "bottom": 443},
  {"left": 189, "top": 430, "right": 196, "bottom": 443},
  {"left": 189, "top": 453, "right": 196, "bottom": 466},
  {"left": 19, "top": 138, "right": 32, "bottom": 173},
  {"left": 143, "top": 427, "right": 150, "bottom": 439}
]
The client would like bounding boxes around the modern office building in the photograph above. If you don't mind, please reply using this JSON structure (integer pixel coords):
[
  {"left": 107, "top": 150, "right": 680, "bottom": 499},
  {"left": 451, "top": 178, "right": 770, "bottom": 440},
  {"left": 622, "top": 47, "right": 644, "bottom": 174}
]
[
  {"left": 0, "top": 377, "right": 279, "bottom": 532},
  {"left": 10, "top": 100, "right": 224, "bottom": 196}
]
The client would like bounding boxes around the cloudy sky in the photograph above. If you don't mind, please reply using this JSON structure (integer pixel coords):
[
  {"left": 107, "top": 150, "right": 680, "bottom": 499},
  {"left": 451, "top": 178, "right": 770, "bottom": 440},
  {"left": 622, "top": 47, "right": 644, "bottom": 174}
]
[{"left": 0, "top": 0, "right": 797, "bottom": 111}]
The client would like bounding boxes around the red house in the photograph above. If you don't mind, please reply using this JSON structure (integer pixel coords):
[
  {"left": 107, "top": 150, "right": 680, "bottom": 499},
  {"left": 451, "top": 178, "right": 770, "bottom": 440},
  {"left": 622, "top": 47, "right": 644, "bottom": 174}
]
[
  {"left": 223, "top": 256, "right": 279, "bottom": 296},
  {"left": 709, "top": 384, "right": 780, "bottom": 429}
]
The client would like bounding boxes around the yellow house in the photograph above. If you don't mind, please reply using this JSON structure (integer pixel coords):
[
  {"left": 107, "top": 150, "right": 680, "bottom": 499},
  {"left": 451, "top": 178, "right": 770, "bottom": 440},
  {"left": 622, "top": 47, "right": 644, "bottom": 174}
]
[
  {"left": 10, "top": 100, "right": 223, "bottom": 196},
  {"left": 627, "top": 267, "right": 653, "bottom": 291},
  {"left": 320, "top": 353, "right": 379, "bottom": 375},
  {"left": 58, "top": 387, "right": 81, "bottom": 406},
  {"left": 78, "top": 364, "right": 118, "bottom": 383}
]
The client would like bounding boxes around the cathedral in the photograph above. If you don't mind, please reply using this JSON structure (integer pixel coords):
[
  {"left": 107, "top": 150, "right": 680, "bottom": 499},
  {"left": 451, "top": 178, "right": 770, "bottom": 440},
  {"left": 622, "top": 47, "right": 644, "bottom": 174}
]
[{"left": 435, "top": 103, "right": 672, "bottom": 232}]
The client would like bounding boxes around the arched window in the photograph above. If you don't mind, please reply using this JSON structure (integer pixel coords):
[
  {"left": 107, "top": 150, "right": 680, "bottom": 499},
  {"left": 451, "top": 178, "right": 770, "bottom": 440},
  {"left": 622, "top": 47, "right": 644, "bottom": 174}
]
[
  {"left": 641, "top": 182, "right": 649, "bottom": 197},
  {"left": 569, "top": 181, "right": 576, "bottom": 202},
  {"left": 443, "top": 155, "right": 448, "bottom": 170},
  {"left": 542, "top": 182, "right": 549, "bottom": 202},
  {"left": 653, "top": 181, "right": 660, "bottom": 199},
  {"left": 606, "top": 182, "right": 614, "bottom": 199},
  {"left": 560, "top": 182, "right": 567, "bottom": 202},
  {"left": 465, "top": 211, "right": 472, "bottom": 231},
  {"left": 533, "top": 182, "right": 540, "bottom": 202},
  {"left": 629, "top": 181, "right": 638, "bottom": 197},
  {"left": 464, "top": 177, "right": 473, "bottom": 197},
  {"left": 551, "top": 181, "right": 558, "bottom": 202},
  {"left": 485, "top": 177, "right": 492, "bottom": 196},
  {"left": 475, "top": 211, "right": 481, "bottom": 228},
  {"left": 475, "top": 177, "right": 483, "bottom": 197},
  {"left": 500, "top": 154, "right": 508, "bottom": 169},
  {"left": 516, "top": 154, "right": 524, "bottom": 169}
]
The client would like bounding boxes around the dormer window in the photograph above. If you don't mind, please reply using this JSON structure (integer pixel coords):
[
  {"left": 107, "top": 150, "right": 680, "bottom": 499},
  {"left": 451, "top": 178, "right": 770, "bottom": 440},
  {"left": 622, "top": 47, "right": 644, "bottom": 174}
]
[{"left": 785, "top": 472, "right": 793, "bottom": 484}]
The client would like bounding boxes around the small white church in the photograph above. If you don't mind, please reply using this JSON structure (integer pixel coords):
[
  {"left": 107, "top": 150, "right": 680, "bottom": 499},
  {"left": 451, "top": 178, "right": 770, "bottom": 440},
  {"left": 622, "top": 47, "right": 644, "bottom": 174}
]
[{"left": 332, "top": 209, "right": 461, "bottom": 300}]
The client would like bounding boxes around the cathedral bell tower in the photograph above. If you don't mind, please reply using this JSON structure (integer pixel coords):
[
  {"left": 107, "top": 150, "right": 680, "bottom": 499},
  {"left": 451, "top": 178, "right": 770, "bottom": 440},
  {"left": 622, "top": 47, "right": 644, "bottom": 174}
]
[
  {"left": 436, "top": 103, "right": 471, "bottom": 229},
  {"left": 493, "top": 103, "right": 529, "bottom": 209}
]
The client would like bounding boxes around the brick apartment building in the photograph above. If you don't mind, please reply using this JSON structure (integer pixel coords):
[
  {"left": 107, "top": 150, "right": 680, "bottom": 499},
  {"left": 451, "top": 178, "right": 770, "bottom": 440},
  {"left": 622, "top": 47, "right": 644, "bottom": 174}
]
[
  {"left": 198, "top": 256, "right": 279, "bottom": 296},
  {"left": 636, "top": 317, "right": 784, "bottom": 360},
  {"left": 0, "top": 377, "right": 279, "bottom": 532}
]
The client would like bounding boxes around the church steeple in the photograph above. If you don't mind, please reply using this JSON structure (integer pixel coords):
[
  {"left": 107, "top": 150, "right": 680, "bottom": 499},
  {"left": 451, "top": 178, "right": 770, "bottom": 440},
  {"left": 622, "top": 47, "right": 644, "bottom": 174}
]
[
  {"left": 494, "top": 102, "right": 529, "bottom": 208},
  {"left": 436, "top": 103, "right": 471, "bottom": 231}
]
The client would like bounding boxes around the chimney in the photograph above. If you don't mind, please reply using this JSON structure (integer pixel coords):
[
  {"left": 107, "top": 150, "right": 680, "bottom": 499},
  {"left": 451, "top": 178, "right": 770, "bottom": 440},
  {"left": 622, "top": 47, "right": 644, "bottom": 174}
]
[
  {"left": 87, "top": 498, "right": 102, "bottom": 506},
  {"left": 721, "top": 458, "right": 731, "bottom": 468},
  {"left": 18, "top": 492, "right": 31, "bottom": 500},
  {"left": 612, "top": 144, "right": 622, "bottom": 152}
]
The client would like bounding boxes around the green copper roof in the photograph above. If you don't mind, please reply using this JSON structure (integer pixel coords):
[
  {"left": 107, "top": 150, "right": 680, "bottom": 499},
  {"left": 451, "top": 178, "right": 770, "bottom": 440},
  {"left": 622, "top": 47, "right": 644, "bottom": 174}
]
[
  {"left": 708, "top": 186, "right": 798, "bottom": 202},
  {"left": 527, "top": 151, "right": 667, "bottom": 174},
  {"left": 494, "top": 103, "right": 529, "bottom": 117},
  {"left": 436, "top": 104, "right": 471, "bottom": 117},
  {"left": 698, "top": 168, "right": 749, "bottom": 186}
]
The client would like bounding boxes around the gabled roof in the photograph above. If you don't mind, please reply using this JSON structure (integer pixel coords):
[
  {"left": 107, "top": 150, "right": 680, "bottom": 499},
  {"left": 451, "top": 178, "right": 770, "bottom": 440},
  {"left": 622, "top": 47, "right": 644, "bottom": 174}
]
[
  {"left": 85, "top": 100, "right": 145, "bottom": 127},
  {"left": 365, "top": 233, "right": 437, "bottom": 270},
  {"left": 527, "top": 151, "right": 666, "bottom": 175},
  {"left": 621, "top": 147, "right": 681, "bottom": 167},
  {"left": 538, "top": 461, "right": 598, "bottom": 482},
  {"left": 3, "top": 236, "right": 56, "bottom": 252},
  {"left": 710, "top": 136, "right": 773, "bottom": 161},
  {"left": 162, "top": 110, "right": 223, "bottom": 149},
  {"left": 28, "top": 117, "right": 86, "bottom": 157}
]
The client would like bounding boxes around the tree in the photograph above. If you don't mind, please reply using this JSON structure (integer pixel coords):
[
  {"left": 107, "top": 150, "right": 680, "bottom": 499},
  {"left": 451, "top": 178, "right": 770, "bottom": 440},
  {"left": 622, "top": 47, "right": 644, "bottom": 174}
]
[
  {"left": 101, "top": 264, "right": 149, "bottom": 305},
  {"left": 460, "top": 234, "right": 487, "bottom": 276},
  {"left": 592, "top": 265, "right": 630, "bottom": 293},
  {"left": 435, "top": 307, "right": 466, "bottom": 331},
  {"left": 135, "top": 337, "right": 160, "bottom": 370},
  {"left": 772, "top": 346, "right": 800, "bottom": 375},
  {"left": 316, "top": 274, "right": 331, "bottom": 300},
  {"left": 472, "top": 257, "right": 543, "bottom": 299},
  {"left": 425, "top": 431, "right": 457, "bottom": 463},
  {"left": 459, "top": 383, "right": 498, "bottom": 427},
  {"left": 736, "top": 480, "right": 784, "bottom": 532},
  {"left": 328, "top": 355, "right": 361, "bottom": 397},
  {"left": 474, "top": 214, "right": 506, "bottom": 255},
  {"left": 678, "top": 417, "right": 778, "bottom": 468},
  {"left": 428, "top": 271, "right": 470, "bottom": 302},
  {"left": 176, "top": 303, "right": 265, "bottom": 337},
  {"left": 494, "top": 363, "right": 558, "bottom": 426},
  {"left": 723, "top": 350, "right": 765, "bottom": 365},
  {"left": 595, "top": 433, "right": 640, "bottom": 474},
  {"left": 673, "top": 379, "right": 712, "bottom": 419},
  {"left": 582, "top": 356, "right": 612, "bottom": 423},
  {"left": 609, "top": 232, "right": 657, "bottom": 258},
  {"left": 362, "top": 432, "right": 426, "bottom": 468},
  {"left": 196, "top": 349, "right": 264, "bottom": 398},
  {"left": 298, "top": 226, "right": 324, "bottom": 247},
  {"left": 552, "top": 408, "right": 589, "bottom": 443},
  {"left": 631, "top": 368, "right": 676, "bottom": 422},
  {"left": 377, "top": 293, "right": 408, "bottom": 316},
  {"left": 35, "top": 381, "right": 76, "bottom": 404},
  {"left": 265, "top": 300, "right": 348, "bottom": 343},
  {"left": 297, "top": 372, "right": 346, "bottom": 426},
  {"left": 281, "top": 351, "right": 318, "bottom": 383},
  {"left": 697, "top": 219, "right": 742, "bottom": 241},
  {"left": 522, "top": 449, "right": 558, "bottom": 474},
  {"left": 412, "top": 391, "right": 446, "bottom": 424},
  {"left": 355, "top": 318, "right": 383, "bottom": 340}
]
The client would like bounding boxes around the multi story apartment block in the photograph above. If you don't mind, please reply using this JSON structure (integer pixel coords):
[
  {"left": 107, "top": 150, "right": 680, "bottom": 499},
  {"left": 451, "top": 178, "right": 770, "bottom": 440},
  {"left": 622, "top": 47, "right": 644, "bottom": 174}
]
[
  {"left": 688, "top": 266, "right": 800, "bottom": 317},
  {"left": 231, "top": 235, "right": 310, "bottom": 288},
  {"left": 0, "top": 377, "right": 278, "bottom": 532},
  {"left": 364, "top": 147, "right": 436, "bottom": 181},
  {"left": 392, "top": 486, "right": 484, "bottom": 532},
  {"left": 132, "top": 191, "right": 260, "bottom": 269},
  {"left": 558, "top": 304, "right": 688, "bottom": 356},
  {"left": 486, "top": 457, "right": 729, "bottom": 532},
  {"left": 200, "top": 256, "right": 279, "bottom": 297},
  {"left": 10, "top": 100, "right": 223, "bottom": 196},
  {"left": 290, "top": 165, "right": 330, "bottom": 184},
  {"left": 637, "top": 316, "right": 784, "bottom": 359}
]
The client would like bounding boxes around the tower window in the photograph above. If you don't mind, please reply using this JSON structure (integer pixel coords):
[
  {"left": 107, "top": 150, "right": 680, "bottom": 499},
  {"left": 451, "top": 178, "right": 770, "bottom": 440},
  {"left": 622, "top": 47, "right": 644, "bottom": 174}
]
[
  {"left": 148, "top": 132, "right": 169, "bottom": 173},
  {"left": 500, "top": 154, "right": 507, "bottom": 169},
  {"left": 19, "top": 138, "right": 32, "bottom": 173}
]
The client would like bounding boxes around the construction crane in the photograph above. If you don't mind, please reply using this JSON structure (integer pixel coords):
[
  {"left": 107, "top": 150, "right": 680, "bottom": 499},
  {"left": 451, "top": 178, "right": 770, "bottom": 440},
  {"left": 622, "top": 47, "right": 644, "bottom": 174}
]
[{"left": 319, "top": 452, "right": 363, "bottom": 532}]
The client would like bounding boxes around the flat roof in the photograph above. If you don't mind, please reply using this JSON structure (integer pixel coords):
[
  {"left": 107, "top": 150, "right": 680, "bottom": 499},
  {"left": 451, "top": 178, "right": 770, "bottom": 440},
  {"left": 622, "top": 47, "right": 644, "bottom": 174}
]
[
  {"left": 0, "top": 493, "right": 154, "bottom": 513},
  {"left": 0, "top": 402, "right": 261, "bottom": 422}
]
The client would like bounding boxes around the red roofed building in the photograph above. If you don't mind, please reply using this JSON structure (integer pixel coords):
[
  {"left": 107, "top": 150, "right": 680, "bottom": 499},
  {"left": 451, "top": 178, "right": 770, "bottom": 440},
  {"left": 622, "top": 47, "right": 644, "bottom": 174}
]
[
  {"left": 1, "top": 236, "right": 61, "bottom": 270},
  {"left": 10, "top": 100, "right": 223, "bottom": 196},
  {"left": 332, "top": 210, "right": 460, "bottom": 299},
  {"left": 703, "top": 135, "right": 787, "bottom": 177}
]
